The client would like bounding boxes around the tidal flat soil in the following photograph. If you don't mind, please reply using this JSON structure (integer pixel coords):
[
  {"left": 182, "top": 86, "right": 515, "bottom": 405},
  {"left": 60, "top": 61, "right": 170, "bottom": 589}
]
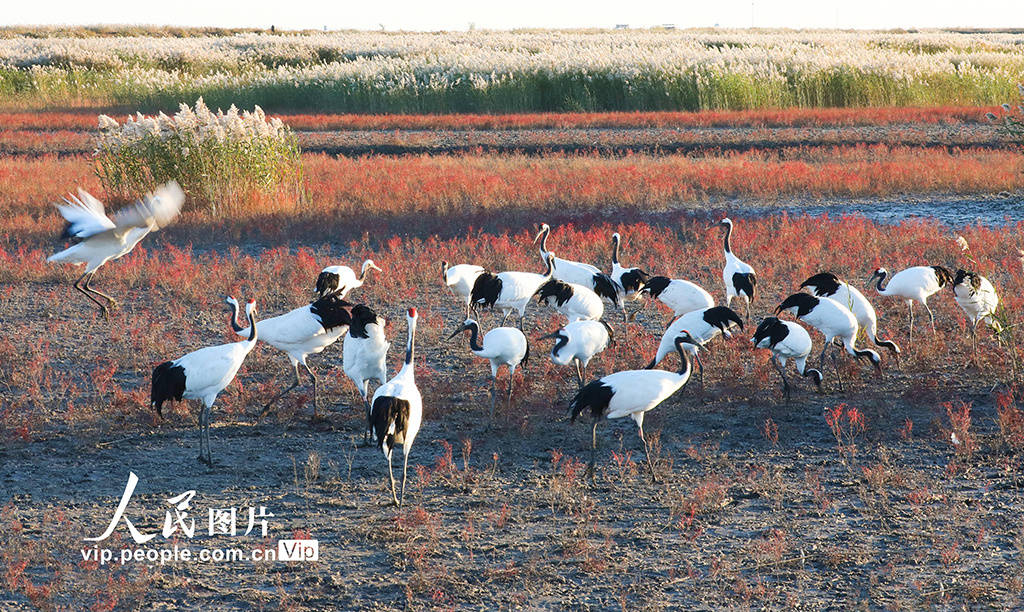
[{"left": 2, "top": 284, "right": 1023, "bottom": 609}]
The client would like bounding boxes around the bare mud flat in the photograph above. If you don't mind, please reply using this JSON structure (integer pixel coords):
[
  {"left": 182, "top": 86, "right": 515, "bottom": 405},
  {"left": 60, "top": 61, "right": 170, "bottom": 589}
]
[
  {"left": 3, "top": 121, "right": 1010, "bottom": 157},
  {"left": 725, "top": 192, "right": 1024, "bottom": 227}
]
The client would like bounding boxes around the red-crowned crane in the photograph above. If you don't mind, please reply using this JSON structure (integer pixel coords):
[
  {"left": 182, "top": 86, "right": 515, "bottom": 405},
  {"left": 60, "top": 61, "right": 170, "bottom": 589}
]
[
  {"left": 570, "top": 330, "right": 701, "bottom": 483},
  {"left": 47, "top": 181, "right": 184, "bottom": 317},
  {"left": 371, "top": 307, "right": 422, "bottom": 507},
  {"left": 867, "top": 265, "right": 953, "bottom": 344},
  {"left": 534, "top": 223, "right": 622, "bottom": 308},
  {"left": 952, "top": 269, "right": 1002, "bottom": 354},
  {"left": 609, "top": 232, "right": 649, "bottom": 320},
  {"left": 227, "top": 293, "right": 352, "bottom": 419},
  {"left": 539, "top": 319, "right": 613, "bottom": 389},
  {"left": 315, "top": 260, "right": 382, "bottom": 299},
  {"left": 535, "top": 278, "right": 604, "bottom": 323},
  {"left": 751, "top": 317, "right": 823, "bottom": 401},
  {"left": 775, "top": 293, "right": 881, "bottom": 392},
  {"left": 649, "top": 306, "right": 744, "bottom": 386},
  {"left": 801, "top": 272, "right": 900, "bottom": 358},
  {"left": 448, "top": 318, "right": 529, "bottom": 425},
  {"left": 152, "top": 298, "right": 259, "bottom": 466},
  {"left": 640, "top": 276, "right": 715, "bottom": 321},
  {"left": 441, "top": 261, "right": 486, "bottom": 317},
  {"left": 343, "top": 304, "right": 390, "bottom": 443},
  {"left": 470, "top": 253, "right": 554, "bottom": 330},
  {"left": 718, "top": 218, "right": 757, "bottom": 321}
]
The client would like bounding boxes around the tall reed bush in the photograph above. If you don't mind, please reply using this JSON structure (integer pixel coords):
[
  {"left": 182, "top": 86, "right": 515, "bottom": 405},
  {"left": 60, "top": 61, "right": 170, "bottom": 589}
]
[{"left": 94, "top": 98, "right": 302, "bottom": 211}]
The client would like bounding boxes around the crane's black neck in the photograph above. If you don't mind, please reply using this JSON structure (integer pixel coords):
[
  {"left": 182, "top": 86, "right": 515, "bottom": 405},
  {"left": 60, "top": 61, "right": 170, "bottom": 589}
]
[
  {"left": 245, "top": 308, "right": 257, "bottom": 343},
  {"left": 359, "top": 264, "right": 369, "bottom": 282},
  {"left": 227, "top": 302, "right": 258, "bottom": 342},
  {"left": 674, "top": 337, "right": 693, "bottom": 376},
  {"left": 405, "top": 320, "right": 416, "bottom": 365},
  {"left": 538, "top": 226, "right": 550, "bottom": 255},
  {"left": 543, "top": 254, "right": 554, "bottom": 277},
  {"left": 464, "top": 321, "right": 484, "bottom": 352},
  {"left": 723, "top": 223, "right": 733, "bottom": 254},
  {"left": 440, "top": 261, "right": 448, "bottom": 285},
  {"left": 612, "top": 235, "right": 621, "bottom": 264},
  {"left": 550, "top": 331, "right": 569, "bottom": 357},
  {"left": 228, "top": 301, "right": 244, "bottom": 333},
  {"left": 874, "top": 271, "right": 887, "bottom": 292}
]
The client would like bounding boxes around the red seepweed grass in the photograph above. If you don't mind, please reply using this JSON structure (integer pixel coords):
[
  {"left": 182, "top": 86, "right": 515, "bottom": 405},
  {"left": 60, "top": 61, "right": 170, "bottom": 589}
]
[
  {"left": 4, "top": 146, "right": 1024, "bottom": 251},
  {"left": 3, "top": 213, "right": 1022, "bottom": 441}
]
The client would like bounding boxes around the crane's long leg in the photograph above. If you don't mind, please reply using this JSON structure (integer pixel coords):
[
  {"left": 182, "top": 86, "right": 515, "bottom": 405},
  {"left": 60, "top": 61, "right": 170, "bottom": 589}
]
[
  {"left": 489, "top": 376, "right": 497, "bottom": 427},
  {"left": 819, "top": 346, "right": 829, "bottom": 389},
  {"left": 499, "top": 310, "right": 510, "bottom": 326},
  {"left": 198, "top": 403, "right": 213, "bottom": 466},
  {"left": 506, "top": 370, "right": 515, "bottom": 411},
  {"left": 695, "top": 352, "right": 706, "bottom": 388},
  {"left": 202, "top": 404, "right": 209, "bottom": 465},
  {"left": 401, "top": 448, "right": 410, "bottom": 507},
  {"left": 925, "top": 301, "right": 936, "bottom": 335},
  {"left": 73, "top": 272, "right": 109, "bottom": 314},
  {"left": 260, "top": 363, "right": 302, "bottom": 417},
  {"left": 771, "top": 357, "right": 791, "bottom": 402},
  {"left": 638, "top": 423, "right": 659, "bottom": 484},
  {"left": 83, "top": 272, "right": 118, "bottom": 309},
  {"left": 831, "top": 351, "right": 844, "bottom": 392},
  {"left": 205, "top": 404, "right": 213, "bottom": 465},
  {"left": 362, "top": 383, "right": 373, "bottom": 447},
  {"left": 386, "top": 450, "right": 399, "bottom": 507},
  {"left": 745, "top": 298, "right": 751, "bottom": 323},
  {"left": 907, "top": 302, "right": 915, "bottom": 346},
  {"left": 574, "top": 359, "right": 584, "bottom": 389},
  {"left": 196, "top": 402, "right": 205, "bottom": 464},
  {"left": 588, "top": 418, "right": 600, "bottom": 478},
  {"left": 302, "top": 362, "right": 319, "bottom": 419}
]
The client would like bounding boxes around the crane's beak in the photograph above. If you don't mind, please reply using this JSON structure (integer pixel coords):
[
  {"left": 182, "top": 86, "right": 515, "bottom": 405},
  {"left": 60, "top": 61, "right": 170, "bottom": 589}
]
[
  {"left": 446, "top": 325, "right": 469, "bottom": 341},
  {"left": 370, "top": 263, "right": 383, "bottom": 272}
]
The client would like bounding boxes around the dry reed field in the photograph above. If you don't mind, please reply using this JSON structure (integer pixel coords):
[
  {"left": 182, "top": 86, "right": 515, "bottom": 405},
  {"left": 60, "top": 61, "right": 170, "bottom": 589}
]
[{"left": 3, "top": 26, "right": 1024, "bottom": 611}]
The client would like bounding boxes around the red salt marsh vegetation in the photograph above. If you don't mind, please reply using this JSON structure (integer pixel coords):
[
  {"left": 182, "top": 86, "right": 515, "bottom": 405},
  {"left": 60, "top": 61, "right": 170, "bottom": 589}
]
[
  {"left": 3, "top": 144, "right": 1023, "bottom": 247},
  {"left": 4, "top": 215, "right": 1024, "bottom": 439}
]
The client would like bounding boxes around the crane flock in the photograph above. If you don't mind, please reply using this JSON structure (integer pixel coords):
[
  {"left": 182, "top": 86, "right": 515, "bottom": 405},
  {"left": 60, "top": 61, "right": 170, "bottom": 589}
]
[{"left": 45, "top": 188, "right": 1005, "bottom": 506}]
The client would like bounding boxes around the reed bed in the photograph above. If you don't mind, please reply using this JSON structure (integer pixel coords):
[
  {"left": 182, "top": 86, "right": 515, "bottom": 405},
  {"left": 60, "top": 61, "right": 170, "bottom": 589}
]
[{"left": 1, "top": 30, "right": 1021, "bottom": 112}]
